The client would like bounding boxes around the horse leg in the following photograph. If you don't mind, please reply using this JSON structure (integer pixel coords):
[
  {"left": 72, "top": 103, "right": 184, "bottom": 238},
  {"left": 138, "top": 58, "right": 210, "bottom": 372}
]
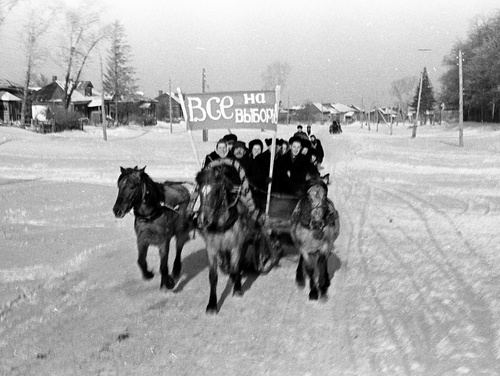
[
  {"left": 206, "top": 250, "right": 218, "bottom": 314},
  {"left": 229, "top": 246, "right": 243, "bottom": 296},
  {"left": 305, "top": 255, "right": 319, "bottom": 300},
  {"left": 137, "top": 240, "right": 154, "bottom": 280},
  {"left": 318, "top": 253, "right": 330, "bottom": 297},
  {"left": 295, "top": 254, "right": 305, "bottom": 288},
  {"left": 159, "top": 240, "right": 175, "bottom": 289},
  {"left": 172, "top": 228, "right": 189, "bottom": 279}
]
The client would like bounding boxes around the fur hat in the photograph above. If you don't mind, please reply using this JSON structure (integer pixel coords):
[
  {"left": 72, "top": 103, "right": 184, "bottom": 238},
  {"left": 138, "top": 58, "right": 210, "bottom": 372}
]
[
  {"left": 288, "top": 136, "right": 303, "bottom": 146},
  {"left": 223, "top": 134, "right": 238, "bottom": 142},
  {"left": 264, "top": 138, "right": 272, "bottom": 146},
  {"left": 249, "top": 139, "right": 263, "bottom": 151},
  {"left": 301, "top": 139, "right": 311, "bottom": 149},
  {"left": 232, "top": 141, "right": 247, "bottom": 151}
]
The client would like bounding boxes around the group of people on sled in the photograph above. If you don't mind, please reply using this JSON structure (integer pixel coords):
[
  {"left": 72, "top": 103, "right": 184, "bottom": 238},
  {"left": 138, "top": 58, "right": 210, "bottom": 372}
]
[{"left": 202, "top": 125, "right": 325, "bottom": 207}]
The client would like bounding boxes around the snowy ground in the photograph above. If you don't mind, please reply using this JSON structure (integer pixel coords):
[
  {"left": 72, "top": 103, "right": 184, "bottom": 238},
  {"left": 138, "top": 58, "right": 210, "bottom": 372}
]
[{"left": 0, "top": 120, "right": 499, "bottom": 375}]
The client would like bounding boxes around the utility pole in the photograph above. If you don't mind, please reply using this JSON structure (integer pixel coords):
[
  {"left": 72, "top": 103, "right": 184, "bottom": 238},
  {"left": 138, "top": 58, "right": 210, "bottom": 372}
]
[
  {"left": 458, "top": 49, "right": 464, "bottom": 147},
  {"left": 286, "top": 95, "right": 290, "bottom": 125},
  {"left": 412, "top": 71, "right": 423, "bottom": 138},
  {"left": 169, "top": 78, "right": 173, "bottom": 134},
  {"left": 100, "top": 55, "right": 107, "bottom": 141},
  {"left": 360, "top": 97, "right": 364, "bottom": 129},
  {"left": 202, "top": 68, "right": 208, "bottom": 142}
]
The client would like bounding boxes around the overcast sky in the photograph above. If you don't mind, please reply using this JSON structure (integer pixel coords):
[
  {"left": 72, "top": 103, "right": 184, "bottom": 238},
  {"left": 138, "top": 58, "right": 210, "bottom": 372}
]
[{"left": 1, "top": 0, "right": 499, "bottom": 107}]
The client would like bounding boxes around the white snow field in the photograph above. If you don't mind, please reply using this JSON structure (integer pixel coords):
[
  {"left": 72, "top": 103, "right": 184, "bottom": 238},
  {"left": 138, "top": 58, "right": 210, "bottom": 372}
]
[{"left": 0, "top": 121, "right": 499, "bottom": 375}]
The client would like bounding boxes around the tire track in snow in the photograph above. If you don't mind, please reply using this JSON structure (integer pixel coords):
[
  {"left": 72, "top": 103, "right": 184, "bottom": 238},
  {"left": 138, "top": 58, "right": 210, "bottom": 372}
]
[
  {"left": 352, "top": 175, "right": 498, "bottom": 373},
  {"left": 333, "top": 169, "right": 499, "bottom": 374},
  {"left": 341, "top": 181, "right": 415, "bottom": 375}
]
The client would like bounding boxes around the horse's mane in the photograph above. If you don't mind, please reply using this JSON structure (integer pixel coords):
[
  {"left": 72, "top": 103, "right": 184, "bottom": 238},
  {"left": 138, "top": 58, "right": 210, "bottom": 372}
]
[
  {"left": 195, "top": 165, "right": 238, "bottom": 189},
  {"left": 304, "top": 177, "right": 328, "bottom": 195},
  {"left": 141, "top": 172, "right": 165, "bottom": 203},
  {"left": 118, "top": 167, "right": 165, "bottom": 203}
]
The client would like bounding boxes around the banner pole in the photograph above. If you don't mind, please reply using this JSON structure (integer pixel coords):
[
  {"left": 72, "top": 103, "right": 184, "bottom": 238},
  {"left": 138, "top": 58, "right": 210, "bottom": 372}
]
[
  {"left": 264, "top": 85, "right": 281, "bottom": 217},
  {"left": 177, "top": 87, "right": 201, "bottom": 168}
]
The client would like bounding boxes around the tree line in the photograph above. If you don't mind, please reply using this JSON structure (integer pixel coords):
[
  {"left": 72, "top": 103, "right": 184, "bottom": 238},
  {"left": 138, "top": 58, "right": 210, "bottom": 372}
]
[
  {"left": 0, "top": 0, "right": 137, "bottom": 125},
  {"left": 391, "top": 10, "right": 500, "bottom": 124},
  {"left": 440, "top": 10, "right": 500, "bottom": 123}
]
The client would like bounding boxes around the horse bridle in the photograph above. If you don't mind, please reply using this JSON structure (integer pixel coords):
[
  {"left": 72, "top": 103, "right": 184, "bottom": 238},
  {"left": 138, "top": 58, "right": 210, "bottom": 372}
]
[
  {"left": 305, "top": 190, "right": 328, "bottom": 231},
  {"left": 120, "top": 175, "right": 178, "bottom": 220},
  {"left": 198, "top": 181, "right": 240, "bottom": 230}
]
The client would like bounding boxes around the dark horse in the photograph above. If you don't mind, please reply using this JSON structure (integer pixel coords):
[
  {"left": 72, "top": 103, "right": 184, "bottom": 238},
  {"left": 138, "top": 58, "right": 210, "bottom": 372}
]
[
  {"left": 113, "top": 166, "right": 191, "bottom": 289},
  {"left": 290, "top": 176, "right": 340, "bottom": 300},
  {"left": 195, "top": 164, "right": 257, "bottom": 314}
]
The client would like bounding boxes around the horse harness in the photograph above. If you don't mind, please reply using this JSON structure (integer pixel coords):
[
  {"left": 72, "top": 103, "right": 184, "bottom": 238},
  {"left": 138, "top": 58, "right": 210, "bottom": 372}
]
[
  {"left": 292, "top": 197, "right": 338, "bottom": 232},
  {"left": 192, "top": 158, "right": 260, "bottom": 232},
  {"left": 127, "top": 178, "right": 179, "bottom": 223}
]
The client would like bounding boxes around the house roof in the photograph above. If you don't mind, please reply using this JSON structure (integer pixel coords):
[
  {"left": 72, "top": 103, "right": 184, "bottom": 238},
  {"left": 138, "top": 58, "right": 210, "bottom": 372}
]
[
  {"left": 76, "top": 81, "right": 93, "bottom": 90},
  {"left": 350, "top": 105, "right": 364, "bottom": 112},
  {"left": 330, "top": 103, "right": 355, "bottom": 113},
  {"left": 32, "top": 81, "right": 65, "bottom": 102},
  {"left": 0, "top": 91, "right": 21, "bottom": 101},
  {"left": 155, "top": 92, "right": 182, "bottom": 105},
  {"left": 312, "top": 102, "right": 331, "bottom": 113}
]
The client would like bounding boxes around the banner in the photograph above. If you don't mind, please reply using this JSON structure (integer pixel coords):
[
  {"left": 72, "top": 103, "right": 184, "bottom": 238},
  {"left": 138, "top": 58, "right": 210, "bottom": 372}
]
[{"left": 183, "top": 90, "right": 278, "bottom": 131}]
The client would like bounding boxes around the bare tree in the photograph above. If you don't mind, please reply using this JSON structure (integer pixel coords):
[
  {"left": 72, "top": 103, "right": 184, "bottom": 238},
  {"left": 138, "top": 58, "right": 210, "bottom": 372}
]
[
  {"left": 19, "top": 1, "right": 56, "bottom": 126},
  {"left": 389, "top": 76, "right": 417, "bottom": 123},
  {"left": 261, "top": 61, "right": 291, "bottom": 90},
  {"left": 58, "top": 1, "right": 110, "bottom": 110}
]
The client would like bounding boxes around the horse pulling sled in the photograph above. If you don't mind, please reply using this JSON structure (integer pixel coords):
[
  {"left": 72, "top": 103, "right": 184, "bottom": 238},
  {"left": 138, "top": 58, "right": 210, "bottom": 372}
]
[{"left": 112, "top": 87, "right": 340, "bottom": 314}]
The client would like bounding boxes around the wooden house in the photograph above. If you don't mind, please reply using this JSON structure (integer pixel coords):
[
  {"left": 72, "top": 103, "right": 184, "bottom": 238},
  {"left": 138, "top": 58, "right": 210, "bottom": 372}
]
[
  {"left": 0, "top": 79, "right": 23, "bottom": 124},
  {"left": 155, "top": 90, "right": 183, "bottom": 121}
]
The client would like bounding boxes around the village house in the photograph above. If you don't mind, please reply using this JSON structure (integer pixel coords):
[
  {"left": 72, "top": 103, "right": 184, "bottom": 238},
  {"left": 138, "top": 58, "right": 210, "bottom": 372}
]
[
  {"left": 154, "top": 90, "right": 182, "bottom": 121},
  {"left": 0, "top": 79, "right": 24, "bottom": 124}
]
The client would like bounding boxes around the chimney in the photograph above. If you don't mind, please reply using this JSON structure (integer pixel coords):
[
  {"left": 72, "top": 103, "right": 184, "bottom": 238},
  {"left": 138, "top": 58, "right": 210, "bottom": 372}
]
[
  {"left": 159, "top": 90, "right": 163, "bottom": 96},
  {"left": 52, "top": 76, "right": 57, "bottom": 82}
]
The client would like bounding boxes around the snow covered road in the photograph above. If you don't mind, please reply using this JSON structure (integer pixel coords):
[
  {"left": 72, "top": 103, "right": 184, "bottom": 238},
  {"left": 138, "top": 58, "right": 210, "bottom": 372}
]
[{"left": 1, "top": 122, "right": 499, "bottom": 375}]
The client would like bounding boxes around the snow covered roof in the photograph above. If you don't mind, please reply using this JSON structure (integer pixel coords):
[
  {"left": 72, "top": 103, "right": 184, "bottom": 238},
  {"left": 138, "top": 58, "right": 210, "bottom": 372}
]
[
  {"left": 330, "top": 103, "right": 355, "bottom": 113},
  {"left": 0, "top": 90, "right": 21, "bottom": 101},
  {"left": 312, "top": 103, "right": 331, "bottom": 113}
]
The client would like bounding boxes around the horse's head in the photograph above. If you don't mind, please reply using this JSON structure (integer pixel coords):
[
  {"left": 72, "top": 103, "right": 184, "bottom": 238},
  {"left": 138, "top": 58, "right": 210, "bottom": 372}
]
[
  {"left": 304, "top": 177, "right": 329, "bottom": 230},
  {"left": 195, "top": 167, "right": 235, "bottom": 229},
  {"left": 113, "top": 166, "right": 145, "bottom": 218}
]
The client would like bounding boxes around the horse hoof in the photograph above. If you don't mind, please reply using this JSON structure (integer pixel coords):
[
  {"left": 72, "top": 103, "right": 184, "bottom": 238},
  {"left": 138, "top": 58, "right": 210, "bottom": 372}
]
[
  {"left": 172, "top": 264, "right": 182, "bottom": 278},
  {"left": 205, "top": 305, "right": 218, "bottom": 315},
  {"left": 296, "top": 279, "right": 306, "bottom": 289},
  {"left": 160, "top": 276, "right": 175, "bottom": 290},
  {"left": 233, "top": 289, "right": 243, "bottom": 297},
  {"left": 309, "top": 291, "right": 319, "bottom": 300},
  {"left": 143, "top": 270, "right": 154, "bottom": 280}
]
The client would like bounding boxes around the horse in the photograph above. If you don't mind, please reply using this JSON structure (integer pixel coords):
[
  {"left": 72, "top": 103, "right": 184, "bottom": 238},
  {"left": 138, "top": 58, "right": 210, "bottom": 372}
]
[
  {"left": 290, "top": 175, "right": 340, "bottom": 300},
  {"left": 195, "top": 163, "right": 256, "bottom": 314},
  {"left": 112, "top": 166, "right": 191, "bottom": 290}
]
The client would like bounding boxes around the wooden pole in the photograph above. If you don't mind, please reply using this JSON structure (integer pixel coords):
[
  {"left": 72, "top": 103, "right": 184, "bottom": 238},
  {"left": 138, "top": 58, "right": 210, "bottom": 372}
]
[
  {"left": 177, "top": 88, "right": 201, "bottom": 167},
  {"left": 169, "top": 78, "right": 173, "bottom": 134},
  {"left": 286, "top": 94, "right": 290, "bottom": 125},
  {"left": 265, "top": 85, "right": 281, "bottom": 217},
  {"left": 412, "top": 71, "right": 423, "bottom": 138},
  {"left": 360, "top": 97, "right": 364, "bottom": 129},
  {"left": 458, "top": 49, "right": 464, "bottom": 147},
  {"left": 100, "top": 55, "right": 107, "bottom": 141},
  {"left": 202, "top": 68, "right": 208, "bottom": 142}
]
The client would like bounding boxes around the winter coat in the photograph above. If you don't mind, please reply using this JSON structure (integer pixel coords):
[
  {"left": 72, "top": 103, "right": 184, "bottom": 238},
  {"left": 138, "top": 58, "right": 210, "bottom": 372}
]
[
  {"left": 203, "top": 151, "right": 221, "bottom": 168},
  {"left": 274, "top": 150, "right": 310, "bottom": 195},
  {"left": 310, "top": 139, "right": 325, "bottom": 164}
]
